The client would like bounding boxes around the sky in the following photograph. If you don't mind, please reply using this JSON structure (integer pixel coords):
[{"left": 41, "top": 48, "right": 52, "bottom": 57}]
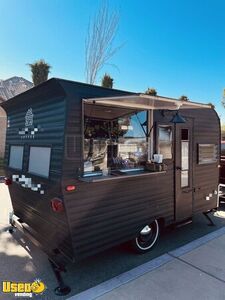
[{"left": 0, "top": 0, "right": 225, "bottom": 122}]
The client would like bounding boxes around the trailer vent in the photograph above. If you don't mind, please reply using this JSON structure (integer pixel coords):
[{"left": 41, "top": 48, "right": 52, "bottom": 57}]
[{"left": 198, "top": 144, "right": 218, "bottom": 165}]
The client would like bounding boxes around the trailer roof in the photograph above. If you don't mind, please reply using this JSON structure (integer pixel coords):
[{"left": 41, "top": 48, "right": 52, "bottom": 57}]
[
  {"left": 83, "top": 94, "right": 212, "bottom": 110},
  {"left": 0, "top": 77, "right": 212, "bottom": 111}
]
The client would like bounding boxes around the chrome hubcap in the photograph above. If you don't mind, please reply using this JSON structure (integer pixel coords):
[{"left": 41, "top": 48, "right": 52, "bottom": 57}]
[{"left": 140, "top": 225, "right": 152, "bottom": 235}]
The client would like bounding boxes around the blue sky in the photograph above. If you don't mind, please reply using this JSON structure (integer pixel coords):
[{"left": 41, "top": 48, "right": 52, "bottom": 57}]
[{"left": 0, "top": 0, "right": 225, "bottom": 122}]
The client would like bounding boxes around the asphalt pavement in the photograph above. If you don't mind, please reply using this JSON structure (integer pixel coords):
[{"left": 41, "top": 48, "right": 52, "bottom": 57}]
[{"left": 1, "top": 183, "right": 225, "bottom": 300}]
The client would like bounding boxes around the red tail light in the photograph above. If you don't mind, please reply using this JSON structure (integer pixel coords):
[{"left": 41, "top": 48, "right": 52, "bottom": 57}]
[
  {"left": 4, "top": 178, "right": 12, "bottom": 185},
  {"left": 66, "top": 185, "right": 76, "bottom": 192},
  {"left": 51, "top": 198, "right": 64, "bottom": 213}
]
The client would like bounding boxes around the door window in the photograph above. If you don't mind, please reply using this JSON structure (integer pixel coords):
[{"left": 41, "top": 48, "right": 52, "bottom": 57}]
[{"left": 181, "top": 129, "right": 189, "bottom": 188}]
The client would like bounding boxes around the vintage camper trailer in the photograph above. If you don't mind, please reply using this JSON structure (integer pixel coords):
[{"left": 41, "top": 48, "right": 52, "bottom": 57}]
[{"left": 1, "top": 78, "right": 220, "bottom": 295}]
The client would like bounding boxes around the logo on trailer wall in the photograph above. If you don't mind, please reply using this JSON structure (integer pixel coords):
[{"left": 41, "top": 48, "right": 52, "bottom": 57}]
[
  {"left": 25, "top": 108, "right": 34, "bottom": 127},
  {"left": 18, "top": 108, "right": 40, "bottom": 139}
]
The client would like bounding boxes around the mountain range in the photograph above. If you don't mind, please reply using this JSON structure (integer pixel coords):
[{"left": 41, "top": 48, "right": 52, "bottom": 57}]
[{"left": 0, "top": 76, "right": 33, "bottom": 101}]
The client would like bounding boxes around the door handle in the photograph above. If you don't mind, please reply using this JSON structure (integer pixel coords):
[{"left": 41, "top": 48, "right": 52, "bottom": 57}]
[
  {"left": 183, "top": 188, "right": 195, "bottom": 193},
  {"left": 176, "top": 166, "right": 182, "bottom": 170}
]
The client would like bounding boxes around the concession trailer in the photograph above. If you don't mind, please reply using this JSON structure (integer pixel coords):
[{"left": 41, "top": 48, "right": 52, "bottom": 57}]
[{"left": 1, "top": 78, "right": 220, "bottom": 295}]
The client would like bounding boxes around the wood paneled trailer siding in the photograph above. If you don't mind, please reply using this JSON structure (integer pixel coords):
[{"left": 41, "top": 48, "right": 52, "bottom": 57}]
[
  {"left": 182, "top": 108, "right": 220, "bottom": 213},
  {"left": 2, "top": 79, "right": 74, "bottom": 261},
  {"left": 1, "top": 78, "right": 220, "bottom": 267},
  {"left": 59, "top": 80, "right": 175, "bottom": 260},
  {"left": 63, "top": 172, "right": 174, "bottom": 260}
]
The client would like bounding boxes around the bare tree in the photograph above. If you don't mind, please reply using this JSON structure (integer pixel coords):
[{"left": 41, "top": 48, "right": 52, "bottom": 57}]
[{"left": 85, "top": 2, "right": 120, "bottom": 84}]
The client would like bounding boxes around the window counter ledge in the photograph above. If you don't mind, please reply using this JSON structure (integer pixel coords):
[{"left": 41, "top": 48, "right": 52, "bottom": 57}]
[{"left": 79, "top": 170, "right": 166, "bottom": 183}]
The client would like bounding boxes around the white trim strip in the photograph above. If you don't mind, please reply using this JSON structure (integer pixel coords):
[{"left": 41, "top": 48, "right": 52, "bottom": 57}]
[
  {"left": 83, "top": 94, "right": 211, "bottom": 110},
  {"left": 139, "top": 94, "right": 211, "bottom": 108}
]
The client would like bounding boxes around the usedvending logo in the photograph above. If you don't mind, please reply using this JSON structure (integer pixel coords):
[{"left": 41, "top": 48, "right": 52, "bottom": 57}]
[{"left": 2, "top": 279, "right": 46, "bottom": 298}]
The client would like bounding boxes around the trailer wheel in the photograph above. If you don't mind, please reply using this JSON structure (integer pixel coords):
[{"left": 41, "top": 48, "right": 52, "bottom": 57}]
[{"left": 132, "top": 219, "right": 159, "bottom": 253}]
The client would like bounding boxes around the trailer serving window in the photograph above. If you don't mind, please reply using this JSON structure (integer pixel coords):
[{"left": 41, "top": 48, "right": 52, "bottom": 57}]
[
  {"left": 28, "top": 146, "right": 51, "bottom": 178},
  {"left": 83, "top": 105, "right": 148, "bottom": 176},
  {"left": 9, "top": 145, "right": 24, "bottom": 170},
  {"left": 82, "top": 94, "right": 210, "bottom": 178}
]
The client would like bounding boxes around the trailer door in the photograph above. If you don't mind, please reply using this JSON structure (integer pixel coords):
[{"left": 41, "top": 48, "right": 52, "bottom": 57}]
[{"left": 175, "top": 118, "right": 193, "bottom": 221}]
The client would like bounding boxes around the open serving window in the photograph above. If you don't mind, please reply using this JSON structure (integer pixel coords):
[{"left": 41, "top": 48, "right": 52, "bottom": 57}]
[
  {"left": 83, "top": 105, "right": 149, "bottom": 176},
  {"left": 82, "top": 94, "right": 210, "bottom": 179}
]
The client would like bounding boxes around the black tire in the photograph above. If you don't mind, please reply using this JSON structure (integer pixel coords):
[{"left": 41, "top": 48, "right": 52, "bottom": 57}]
[{"left": 131, "top": 219, "right": 160, "bottom": 254}]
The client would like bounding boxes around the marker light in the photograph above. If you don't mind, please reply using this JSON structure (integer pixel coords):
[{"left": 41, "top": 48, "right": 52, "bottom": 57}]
[
  {"left": 51, "top": 198, "right": 64, "bottom": 213},
  {"left": 66, "top": 185, "right": 76, "bottom": 192},
  {"left": 4, "top": 178, "right": 12, "bottom": 185}
]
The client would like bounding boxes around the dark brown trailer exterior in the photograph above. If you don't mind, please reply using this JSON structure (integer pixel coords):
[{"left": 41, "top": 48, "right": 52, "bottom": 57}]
[
  {"left": 220, "top": 141, "right": 225, "bottom": 184},
  {"left": 1, "top": 78, "right": 220, "bottom": 293}
]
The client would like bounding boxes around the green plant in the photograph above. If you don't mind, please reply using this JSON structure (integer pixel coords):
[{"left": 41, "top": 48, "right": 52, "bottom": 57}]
[
  {"left": 101, "top": 73, "right": 114, "bottom": 88},
  {"left": 179, "top": 95, "right": 189, "bottom": 101},
  {"left": 145, "top": 88, "right": 157, "bottom": 96},
  {"left": 28, "top": 59, "right": 51, "bottom": 86},
  {"left": 207, "top": 102, "right": 215, "bottom": 109}
]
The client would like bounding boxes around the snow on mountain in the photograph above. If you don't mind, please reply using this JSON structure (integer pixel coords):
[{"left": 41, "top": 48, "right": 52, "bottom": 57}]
[{"left": 0, "top": 76, "right": 33, "bottom": 100}]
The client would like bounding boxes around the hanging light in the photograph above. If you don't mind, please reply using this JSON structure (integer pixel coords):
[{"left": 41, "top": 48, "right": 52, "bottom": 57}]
[{"left": 170, "top": 111, "right": 186, "bottom": 123}]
